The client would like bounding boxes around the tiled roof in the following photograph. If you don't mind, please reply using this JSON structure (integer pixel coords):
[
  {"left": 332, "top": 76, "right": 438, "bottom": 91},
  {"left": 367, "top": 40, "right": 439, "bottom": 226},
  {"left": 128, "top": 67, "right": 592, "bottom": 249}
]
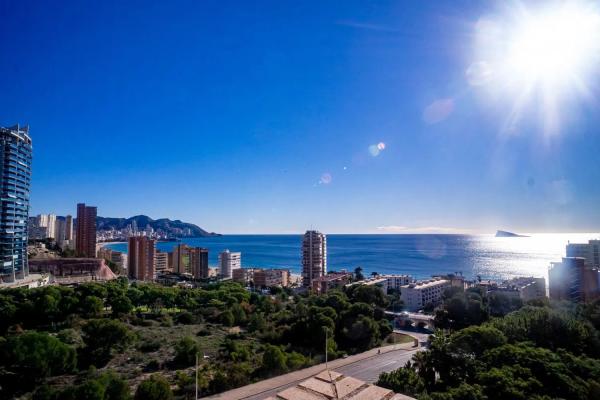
[{"left": 264, "top": 370, "right": 415, "bottom": 400}]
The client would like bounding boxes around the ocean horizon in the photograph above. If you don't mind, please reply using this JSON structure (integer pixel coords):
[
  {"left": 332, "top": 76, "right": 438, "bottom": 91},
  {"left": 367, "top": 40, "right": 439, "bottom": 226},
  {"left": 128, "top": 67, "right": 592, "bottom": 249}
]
[{"left": 104, "top": 233, "right": 600, "bottom": 282}]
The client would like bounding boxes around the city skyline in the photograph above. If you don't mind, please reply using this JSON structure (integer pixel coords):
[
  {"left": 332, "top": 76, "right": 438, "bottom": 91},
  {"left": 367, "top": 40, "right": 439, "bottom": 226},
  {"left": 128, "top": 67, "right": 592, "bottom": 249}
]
[{"left": 2, "top": 1, "right": 600, "bottom": 234}]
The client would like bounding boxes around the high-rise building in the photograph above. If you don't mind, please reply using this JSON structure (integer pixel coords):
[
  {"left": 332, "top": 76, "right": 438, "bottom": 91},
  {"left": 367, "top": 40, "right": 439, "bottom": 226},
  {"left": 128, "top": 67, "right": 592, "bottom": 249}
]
[
  {"left": 128, "top": 236, "right": 156, "bottom": 281},
  {"left": 190, "top": 247, "right": 209, "bottom": 279},
  {"left": 75, "top": 203, "right": 97, "bottom": 257},
  {"left": 172, "top": 243, "right": 189, "bottom": 274},
  {"left": 65, "top": 215, "right": 73, "bottom": 240},
  {"left": 301, "top": 230, "right": 327, "bottom": 287},
  {"left": 566, "top": 240, "right": 600, "bottom": 268},
  {"left": 0, "top": 125, "right": 32, "bottom": 283},
  {"left": 549, "top": 257, "right": 600, "bottom": 302},
  {"left": 35, "top": 213, "right": 57, "bottom": 239},
  {"left": 218, "top": 249, "right": 241, "bottom": 279},
  {"left": 154, "top": 250, "right": 170, "bottom": 275}
]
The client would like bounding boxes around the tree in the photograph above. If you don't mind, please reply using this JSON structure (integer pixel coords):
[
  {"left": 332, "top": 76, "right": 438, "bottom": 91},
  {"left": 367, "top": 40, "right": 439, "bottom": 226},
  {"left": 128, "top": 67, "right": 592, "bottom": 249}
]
[
  {"left": 377, "top": 365, "right": 426, "bottom": 397},
  {"left": 135, "top": 375, "right": 173, "bottom": 400},
  {"left": 81, "top": 295, "right": 104, "bottom": 318},
  {"left": 2, "top": 330, "right": 76, "bottom": 377},
  {"left": 173, "top": 336, "right": 200, "bottom": 367},
  {"left": 261, "top": 344, "right": 288, "bottom": 375},
  {"left": 219, "top": 310, "right": 235, "bottom": 326},
  {"left": 110, "top": 295, "right": 133, "bottom": 317},
  {"left": 81, "top": 319, "right": 135, "bottom": 367}
]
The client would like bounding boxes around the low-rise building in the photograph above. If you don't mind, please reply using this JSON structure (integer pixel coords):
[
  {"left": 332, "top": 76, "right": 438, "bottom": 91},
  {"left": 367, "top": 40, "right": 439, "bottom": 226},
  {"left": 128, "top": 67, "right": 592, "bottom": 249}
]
[
  {"left": 400, "top": 278, "right": 451, "bottom": 311},
  {"left": 495, "top": 276, "right": 546, "bottom": 301},
  {"left": 232, "top": 267, "right": 255, "bottom": 285},
  {"left": 254, "top": 268, "right": 290, "bottom": 288},
  {"left": 311, "top": 272, "right": 353, "bottom": 295},
  {"left": 28, "top": 258, "right": 117, "bottom": 284}
]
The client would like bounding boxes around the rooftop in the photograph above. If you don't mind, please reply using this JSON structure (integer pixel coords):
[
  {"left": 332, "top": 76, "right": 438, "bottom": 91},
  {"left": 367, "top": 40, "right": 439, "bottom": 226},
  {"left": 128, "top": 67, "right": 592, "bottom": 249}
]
[
  {"left": 264, "top": 370, "right": 414, "bottom": 400},
  {"left": 402, "top": 278, "right": 449, "bottom": 290}
]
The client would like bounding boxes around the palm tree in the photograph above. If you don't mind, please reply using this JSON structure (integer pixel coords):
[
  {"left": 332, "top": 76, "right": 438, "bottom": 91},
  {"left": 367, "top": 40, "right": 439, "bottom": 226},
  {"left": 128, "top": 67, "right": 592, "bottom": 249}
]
[{"left": 371, "top": 271, "right": 379, "bottom": 278}]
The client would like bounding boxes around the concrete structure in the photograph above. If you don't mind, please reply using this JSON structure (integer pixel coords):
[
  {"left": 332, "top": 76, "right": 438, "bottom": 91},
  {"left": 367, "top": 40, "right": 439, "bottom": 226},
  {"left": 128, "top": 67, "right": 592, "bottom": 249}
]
[
  {"left": 154, "top": 250, "right": 170, "bottom": 275},
  {"left": 496, "top": 277, "right": 546, "bottom": 301},
  {"left": 190, "top": 247, "right": 209, "bottom": 279},
  {"left": 400, "top": 278, "right": 451, "bottom": 311},
  {"left": 128, "top": 236, "right": 156, "bottom": 281},
  {"left": 302, "top": 230, "right": 327, "bottom": 287},
  {"left": 0, "top": 125, "right": 32, "bottom": 284},
  {"left": 264, "top": 370, "right": 410, "bottom": 400},
  {"left": 172, "top": 243, "right": 189, "bottom": 274},
  {"left": 312, "top": 272, "right": 353, "bottom": 295},
  {"left": 232, "top": 267, "right": 255, "bottom": 285},
  {"left": 36, "top": 214, "right": 57, "bottom": 239},
  {"left": 254, "top": 268, "right": 290, "bottom": 288},
  {"left": 98, "top": 247, "right": 126, "bottom": 271},
  {"left": 65, "top": 215, "right": 73, "bottom": 240},
  {"left": 347, "top": 274, "right": 414, "bottom": 295},
  {"left": 219, "top": 249, "right": 241, "bottom": 279},
  {"left": 549, "top": 257, "right": 600, "bottom": 302},
  {"left": 75, "top": 203, "right": 97, "bottom": 258},
  {"left": 28, "top": 258, "right": 116, "bottom": 284},
  {"left": 566, "top": 239, "right": 600, "bottom": 268}
]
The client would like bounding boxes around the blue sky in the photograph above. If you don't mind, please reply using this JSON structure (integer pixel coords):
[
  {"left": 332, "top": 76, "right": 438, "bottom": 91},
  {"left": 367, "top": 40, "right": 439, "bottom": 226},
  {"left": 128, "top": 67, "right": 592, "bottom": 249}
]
[{"left": 2, "top": 0, "right": 600, "bottom": 234}]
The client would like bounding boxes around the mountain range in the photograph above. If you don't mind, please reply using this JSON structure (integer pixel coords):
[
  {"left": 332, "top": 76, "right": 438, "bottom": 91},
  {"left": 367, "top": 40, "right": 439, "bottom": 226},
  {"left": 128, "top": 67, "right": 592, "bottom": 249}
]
[{"left": 96, "top": 215, "right": 219, "bottom": 237}]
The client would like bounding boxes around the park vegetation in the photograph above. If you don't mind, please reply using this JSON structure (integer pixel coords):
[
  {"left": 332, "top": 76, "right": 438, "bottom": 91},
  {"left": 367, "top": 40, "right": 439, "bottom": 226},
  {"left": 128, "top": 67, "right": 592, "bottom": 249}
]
[
  {"left": 377, "top": 286, "right": 600, "bottom": 400},
  {"left": 0, "top": 277, "right": 394, "bottom": 399}
]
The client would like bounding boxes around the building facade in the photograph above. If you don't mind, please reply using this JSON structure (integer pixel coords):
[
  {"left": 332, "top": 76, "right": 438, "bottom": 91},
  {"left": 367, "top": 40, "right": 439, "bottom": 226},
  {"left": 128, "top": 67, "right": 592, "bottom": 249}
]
[
  {"left": 253, "top": 268, "right": 290, "bottom": 288},
  {"left": 0, "top": 125, "right": 32, "bottom": 283},
  {"left": 301, "top": 230, "right": 327, "bottom": 287},
  {"left": 128, "top": 236, "right": 156, "bottom": 281},
  {"left": 400, "top": 279, "right": 451, "bottom": 312},
  {"left": 190, "top": 247, "right": 209, "bottom": 279},
  {"left": 219, "top": 249, "right": 241, "bottom": 279},
  {"left": 75, "top": 203, "right": 97, "bottom": 257},
  {"left": 566, "top": 240, "right": 600, "bottom": 268},
  {"left": 154, "top": 250, "right": 170, "bottom": 275},
  {"left": 549, "top": 257, "right": 600, "bottom": 302},
  {"left": 311, "top": 272, "right": 353, "bottom": 295}
]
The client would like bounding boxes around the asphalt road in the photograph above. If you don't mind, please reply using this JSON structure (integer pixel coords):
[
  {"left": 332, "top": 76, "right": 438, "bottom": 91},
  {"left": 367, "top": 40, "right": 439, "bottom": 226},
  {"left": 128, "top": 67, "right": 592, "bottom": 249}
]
[{"left": 241, "top": 348, "right": 420, "bottom": 400}]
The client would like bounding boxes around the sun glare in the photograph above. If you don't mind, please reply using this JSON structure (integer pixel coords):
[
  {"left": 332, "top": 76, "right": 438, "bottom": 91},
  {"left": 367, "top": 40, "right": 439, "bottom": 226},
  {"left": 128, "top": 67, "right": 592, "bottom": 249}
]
[
  {"left": 507, "top": 5, "right": 600, "bottom": 84},
  {"left": 471, "top": 1, "right": 600, "bottom": 135}
]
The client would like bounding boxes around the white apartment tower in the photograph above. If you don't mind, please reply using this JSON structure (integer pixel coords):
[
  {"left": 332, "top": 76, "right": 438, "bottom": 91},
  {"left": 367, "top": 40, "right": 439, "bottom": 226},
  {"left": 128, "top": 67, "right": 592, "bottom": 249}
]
[
  {"left": 219, "top": 249, "right": 241, "bottom": 279},
  {"left": 302, "top": 230, "right": 327, "bottom": 287}
]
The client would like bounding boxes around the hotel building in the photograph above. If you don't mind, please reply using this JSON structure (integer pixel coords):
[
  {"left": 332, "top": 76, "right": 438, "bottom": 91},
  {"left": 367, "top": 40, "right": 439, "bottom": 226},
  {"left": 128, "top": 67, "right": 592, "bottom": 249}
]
[
  {"left": 219, "top": 249, "right": 241, "bottom": 279},
  {"left": 75, "top": 203, "right": 97, "bottom": 257},
  {"left": 0, "top": 125, "right": 32, "bottom": 283},
  {"left": 154, "top": 250, "right": 170, "bottom": 275},
  {"left": 190, "top": 247, "right": 209, "bottom": 279},
  {"left": 566, "top": 239, "right": 600, "bottom": 268},
  {"left": 128, "top": 236, "right": 156, "bottom": 281},
  {"left": 301, "top": 230, "right": 327, "bottom": 287},
  {"left": 400, "top": 278, "right": 451, "bottom": 312}
]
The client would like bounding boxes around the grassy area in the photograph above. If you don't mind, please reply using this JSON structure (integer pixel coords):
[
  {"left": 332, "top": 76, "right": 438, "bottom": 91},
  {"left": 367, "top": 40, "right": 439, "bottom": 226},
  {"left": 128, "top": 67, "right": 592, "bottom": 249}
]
[{"left": 383, "top": 332, "right": 416, "bottom": 346}]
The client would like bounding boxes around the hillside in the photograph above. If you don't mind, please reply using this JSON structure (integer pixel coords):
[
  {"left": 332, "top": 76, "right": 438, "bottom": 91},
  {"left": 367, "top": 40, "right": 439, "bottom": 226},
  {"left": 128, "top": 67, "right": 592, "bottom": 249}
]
[{"left": 96, "top": 215, "right": 219, "bottom": 237}]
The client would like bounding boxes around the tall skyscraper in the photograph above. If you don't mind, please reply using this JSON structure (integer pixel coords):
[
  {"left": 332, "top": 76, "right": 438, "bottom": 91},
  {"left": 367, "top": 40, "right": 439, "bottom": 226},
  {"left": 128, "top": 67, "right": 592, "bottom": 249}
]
[
  {"left": 190, "top": 247, "right": 209, "bottom": 279},
  {"left": 219, "top": 249, "right": 241, "bottom": 279},
  {"left": 65, "top": 215, "right": 73, "bottom": 240},
  {"left": 0, "top": 125, "right": 32, "bottom": 283},
  {"left": 76, "top": 203, "right": 97, "bottom": 257},
  {"left": 302, "top": 230, "right": 327, "bottom": 287},
  {"left": 172, "top": 243, "right": 189, "bottom": 274},
  {"left": 128, "top": 236, "right": 156, "bottom": 281},
  {"left": 566, "top": 240, "right": 600, "bottom": 268}
]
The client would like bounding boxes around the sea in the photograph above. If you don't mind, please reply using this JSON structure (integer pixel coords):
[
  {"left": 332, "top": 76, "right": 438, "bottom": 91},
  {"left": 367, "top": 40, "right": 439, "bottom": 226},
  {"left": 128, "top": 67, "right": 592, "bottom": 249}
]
[{"left": 104, "top": 233, "right": 599, "bottom": 282}]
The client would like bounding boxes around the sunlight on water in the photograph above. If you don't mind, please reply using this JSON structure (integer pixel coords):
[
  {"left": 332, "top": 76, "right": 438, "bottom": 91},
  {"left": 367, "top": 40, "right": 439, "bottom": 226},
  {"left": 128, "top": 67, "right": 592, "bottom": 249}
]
[{"left": 468, "top": 233, "right": 600, "bottom": 282}]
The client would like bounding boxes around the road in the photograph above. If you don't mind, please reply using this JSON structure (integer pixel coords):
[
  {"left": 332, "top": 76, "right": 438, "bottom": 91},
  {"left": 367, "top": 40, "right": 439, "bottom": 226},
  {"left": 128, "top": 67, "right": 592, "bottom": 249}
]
[{"left": 235, "top": 348, "right": 420, "bottom": 400}]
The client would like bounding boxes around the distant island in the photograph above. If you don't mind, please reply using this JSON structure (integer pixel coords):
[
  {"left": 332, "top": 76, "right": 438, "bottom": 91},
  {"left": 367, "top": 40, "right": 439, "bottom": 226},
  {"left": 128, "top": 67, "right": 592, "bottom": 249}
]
[
  {"left": 495, "top": 230, "right": 529, "bottom": 238},
  {"left": 96, "top": 215, "right": 220, "bottom": 238}
]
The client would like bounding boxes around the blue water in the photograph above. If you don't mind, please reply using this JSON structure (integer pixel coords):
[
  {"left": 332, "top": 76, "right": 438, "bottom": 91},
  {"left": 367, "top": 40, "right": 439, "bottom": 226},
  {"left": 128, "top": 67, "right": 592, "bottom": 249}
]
[{"left": 105, "top": 233, "right": 599, "bottom": 281}]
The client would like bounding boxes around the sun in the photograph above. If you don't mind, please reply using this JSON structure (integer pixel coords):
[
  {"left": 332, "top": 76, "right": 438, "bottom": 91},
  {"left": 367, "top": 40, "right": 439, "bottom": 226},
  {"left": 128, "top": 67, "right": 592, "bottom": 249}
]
[
  {"left": 506, "top": 4, "right": 600, "bottom": 85},
  {"left": 470, "top": 1, "right": 600, "bottom": 135}
]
